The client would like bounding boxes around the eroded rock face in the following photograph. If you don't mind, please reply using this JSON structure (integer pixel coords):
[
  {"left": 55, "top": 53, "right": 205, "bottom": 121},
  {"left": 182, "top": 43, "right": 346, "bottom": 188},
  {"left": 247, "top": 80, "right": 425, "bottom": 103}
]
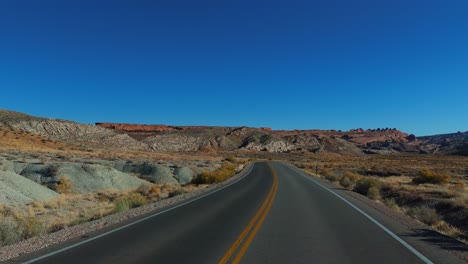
[
  {"left": 243, "top": 140, "right": 296, "bottom": 152},
  {"left": 143, "top": 135, "right": 212, "bottom": 152},
  {"left": 20, "top": 164, "right": 47, "bottom": 183},
  {"left": 11, "top": 120, "right": 115, "bottom": 141},
  {"left": 119, "top": 162, "right": 178, "bottom": 185},
  {"left": 0, "top": 171, "right": 58, "bottom": 205},
  {"left": 9, "top": 120, "right": 150, "bottom": 151},
  {"left": 56, "top": 164, "right": 150, "bottom": 193}
]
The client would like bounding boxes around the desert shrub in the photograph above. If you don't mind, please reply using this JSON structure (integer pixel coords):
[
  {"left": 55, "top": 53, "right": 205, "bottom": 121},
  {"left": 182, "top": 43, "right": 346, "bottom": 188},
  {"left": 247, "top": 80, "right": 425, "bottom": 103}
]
[
  {"left": 383, "top": 198, "right": 400, "bottom": 210},
  {"left": 324, "top": 174, "right": 341, "bottom": 182},
  {"left": 432, "top": 221, "right": 464, "bottom": 238},
  {"left": 128, "top": 193, "right": 147, "bottom": 208},
  {"left": 339, "top": 177, "right": 353, "bottom": 188},
  {"left": 339, "top": 171, "right": 362, "bottom": 188},
  {"left": 367, "top": 186, "right": 381, "bottom": 200},
  {"left": 17, "top": 216, "right": 47, "bottom": 239},
  {"left": 319, "top": 168, "right": 333, "bottom": 177},
  {"left": 136, "top": 184, "right": 160, "bottom": 200},
  {"left": 412, "top": 169, "right": 449, "bottom": 185},
  {"left": 192, "top": 162, "right": 237, "bottom": 184},
  {"left": 113, "top": 197, "right": 131, "bottom": 213},
  {"left": 342, "top": 171, "right": 361, "bottom": 182},
  {"left": 296, "top": 163, "right": 304, "bottom": 169},
  {"left": 353, "top": 178, "right": 381, "bottom": 199},
  {"left": 54, "top": 176, "right": 73, "bottom": 194},
  {"left": 224, "top": 157, "right": 237, "bottom": 163},
  {"left": 452, "top": 181, "right": 465, "bottom": 191},
  {"left": 318, "top": 168, "right": 341, "bottom": 182},
  {"left": 0, "top": 217, "right": 21, "bottom": 246},
  {"left": 407, "top": 206, "right": 441, "bottom": 226},
  {"left": 168, "top": 189, "right": 188, "bottom": 198},
  {"left": 113, "top": 193, "right": 148, "bottom": 213}
]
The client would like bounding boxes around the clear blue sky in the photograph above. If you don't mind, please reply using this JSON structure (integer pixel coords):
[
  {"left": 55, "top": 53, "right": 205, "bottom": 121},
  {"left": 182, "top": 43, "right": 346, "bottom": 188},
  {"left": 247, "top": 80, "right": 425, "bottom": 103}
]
[{"left": 1, "top": 0, "right": 467, "bottom": 136}]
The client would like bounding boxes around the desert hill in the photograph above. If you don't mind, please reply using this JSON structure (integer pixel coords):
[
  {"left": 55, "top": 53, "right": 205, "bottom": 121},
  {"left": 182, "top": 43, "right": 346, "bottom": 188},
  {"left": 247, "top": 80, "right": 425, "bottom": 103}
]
[{"left": 1, "top": 109, "right": 467, "bottom": 156}]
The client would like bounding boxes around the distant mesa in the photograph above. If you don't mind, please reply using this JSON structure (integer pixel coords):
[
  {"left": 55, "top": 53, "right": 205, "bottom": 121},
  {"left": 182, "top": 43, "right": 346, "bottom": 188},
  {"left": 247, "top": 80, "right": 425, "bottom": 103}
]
[{"left": 95, "top": 122, "right": 273, "bottom": 133}]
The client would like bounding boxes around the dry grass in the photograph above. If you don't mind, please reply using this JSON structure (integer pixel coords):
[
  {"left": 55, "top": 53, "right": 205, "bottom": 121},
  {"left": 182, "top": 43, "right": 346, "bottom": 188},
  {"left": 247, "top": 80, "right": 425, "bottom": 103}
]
[
  {"left": 0, "top": 181, "right": 204, "bottom": 246},
  {"left": 413, "top": 169, "right": 450, "bottom": 185},
  {"left": 0, "top": 126, "right": 79, "bottom": 154}
]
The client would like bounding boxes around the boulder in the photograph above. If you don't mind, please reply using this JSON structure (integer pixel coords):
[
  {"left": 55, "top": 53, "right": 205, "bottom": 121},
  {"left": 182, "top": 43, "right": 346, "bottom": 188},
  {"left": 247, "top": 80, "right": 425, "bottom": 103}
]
[{"left": 173, "top": 167, "right": 195, "bottom": 185}]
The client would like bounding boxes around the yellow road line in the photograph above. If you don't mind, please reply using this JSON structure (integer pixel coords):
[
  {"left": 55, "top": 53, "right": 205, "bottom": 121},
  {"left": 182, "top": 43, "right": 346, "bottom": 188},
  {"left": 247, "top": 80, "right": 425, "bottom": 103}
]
[
  {"left": 231, "top": 165, "right": 278, "bottom": 263},
  {"left": 218, "top": 164, "right": 279, "bottom": 264}
]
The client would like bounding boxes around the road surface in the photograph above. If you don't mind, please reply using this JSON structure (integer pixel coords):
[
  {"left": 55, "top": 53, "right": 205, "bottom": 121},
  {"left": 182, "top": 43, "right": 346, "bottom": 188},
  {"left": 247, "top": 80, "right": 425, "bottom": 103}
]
[{"left": 13, "top": 162, "right": 467, "bottom": 264}]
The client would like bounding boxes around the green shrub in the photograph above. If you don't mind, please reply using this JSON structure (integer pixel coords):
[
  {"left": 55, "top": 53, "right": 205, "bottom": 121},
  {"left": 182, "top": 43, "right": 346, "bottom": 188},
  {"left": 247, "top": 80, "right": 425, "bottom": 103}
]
[
  {"left": 407, "top": 206, "right": 441, "bottom": 225},
  {"left": 353, "top": 178, "right": 381, "bottom": 199},
  {"left": 412, "top": 169, "right": 450, "bottom": 185}
]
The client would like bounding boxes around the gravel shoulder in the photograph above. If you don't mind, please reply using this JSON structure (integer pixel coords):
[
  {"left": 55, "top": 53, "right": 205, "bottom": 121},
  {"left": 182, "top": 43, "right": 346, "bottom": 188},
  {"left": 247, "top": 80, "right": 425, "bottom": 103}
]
[{"left": 0, "top": 164, "right": 252, "bottom": 263}]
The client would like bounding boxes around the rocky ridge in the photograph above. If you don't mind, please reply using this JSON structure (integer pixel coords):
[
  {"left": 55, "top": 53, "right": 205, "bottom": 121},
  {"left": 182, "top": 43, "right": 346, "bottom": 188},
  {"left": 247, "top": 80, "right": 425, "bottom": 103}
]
[{"left": 2, "top": 109, "right": 467, "bottom": 156}]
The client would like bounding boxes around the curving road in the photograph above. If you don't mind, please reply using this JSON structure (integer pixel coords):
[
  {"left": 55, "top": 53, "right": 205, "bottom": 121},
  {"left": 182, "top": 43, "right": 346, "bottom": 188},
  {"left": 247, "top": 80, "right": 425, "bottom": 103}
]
[{"left": 12, "top": 162, "right": 467, "bottom": 264}]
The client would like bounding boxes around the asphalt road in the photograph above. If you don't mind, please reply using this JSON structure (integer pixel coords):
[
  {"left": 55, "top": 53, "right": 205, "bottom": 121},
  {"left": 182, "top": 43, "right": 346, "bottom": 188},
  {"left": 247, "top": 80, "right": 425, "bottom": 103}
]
[{"left": 14, "top": 162, "right": 467, "bottom": 264}]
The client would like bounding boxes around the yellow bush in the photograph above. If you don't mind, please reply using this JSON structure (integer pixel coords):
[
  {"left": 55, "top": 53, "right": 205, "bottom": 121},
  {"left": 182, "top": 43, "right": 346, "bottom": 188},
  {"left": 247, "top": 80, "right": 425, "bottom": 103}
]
[
  {"left": 192, "top": 162, "right": 237, "bottom": 184},
  {"left": 342, "top": 171, "right": 361, "bottom": 182},
  {"left": 113, "top": 193, "right": 147, "bottom": 213},
  {"left": 55, "top": 176, "right": 73, "bottom": 194},
  {"left": 412, "top": 169, "right": 450, "bottom": 185},
  {"left": 129, "top": 193, "right": 147, "bottom": 208}
]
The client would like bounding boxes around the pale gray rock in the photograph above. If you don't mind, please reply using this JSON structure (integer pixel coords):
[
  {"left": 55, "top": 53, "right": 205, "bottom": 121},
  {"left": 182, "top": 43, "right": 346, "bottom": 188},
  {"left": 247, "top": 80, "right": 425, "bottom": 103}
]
[{"left": 173, "top": 167, "right": 195, "bottom": 185}]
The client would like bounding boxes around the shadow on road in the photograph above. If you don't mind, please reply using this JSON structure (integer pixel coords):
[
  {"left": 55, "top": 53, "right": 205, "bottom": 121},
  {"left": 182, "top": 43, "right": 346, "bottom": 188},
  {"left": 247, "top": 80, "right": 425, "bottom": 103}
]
[{"left": 405, "top": 229, "right": 468, "bottom": 252}]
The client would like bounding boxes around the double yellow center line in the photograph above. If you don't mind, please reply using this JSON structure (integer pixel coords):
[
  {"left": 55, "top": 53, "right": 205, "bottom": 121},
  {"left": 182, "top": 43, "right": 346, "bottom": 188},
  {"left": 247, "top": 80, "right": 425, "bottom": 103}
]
[{"left": 219, "top": 164, "right": 279, "bottom": 264}]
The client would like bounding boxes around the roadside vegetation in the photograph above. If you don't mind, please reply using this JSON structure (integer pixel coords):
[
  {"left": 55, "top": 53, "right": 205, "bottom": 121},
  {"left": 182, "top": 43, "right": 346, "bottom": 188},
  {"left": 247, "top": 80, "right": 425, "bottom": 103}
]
[
  {"left": 0, "top": 183, "right": 186, "bottom": 246},
  {"left": 0, "top": 153, "right": 243, "bottom": 247},
  {"left": 292, "top": 153, "right": 468, "bottom": 244},
  {"left": 191, "top": 162, "right": 238, "bottom": 184}
]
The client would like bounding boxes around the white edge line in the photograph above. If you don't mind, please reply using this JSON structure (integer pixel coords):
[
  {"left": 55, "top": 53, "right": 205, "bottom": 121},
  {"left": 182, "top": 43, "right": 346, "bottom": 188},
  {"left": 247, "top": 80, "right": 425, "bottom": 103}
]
[
  {"left": 22, "top": 164, "right": 255, "bottom": 264},
  {"left": 282, "top": 163, "right": 433, "bottom": 264}
]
